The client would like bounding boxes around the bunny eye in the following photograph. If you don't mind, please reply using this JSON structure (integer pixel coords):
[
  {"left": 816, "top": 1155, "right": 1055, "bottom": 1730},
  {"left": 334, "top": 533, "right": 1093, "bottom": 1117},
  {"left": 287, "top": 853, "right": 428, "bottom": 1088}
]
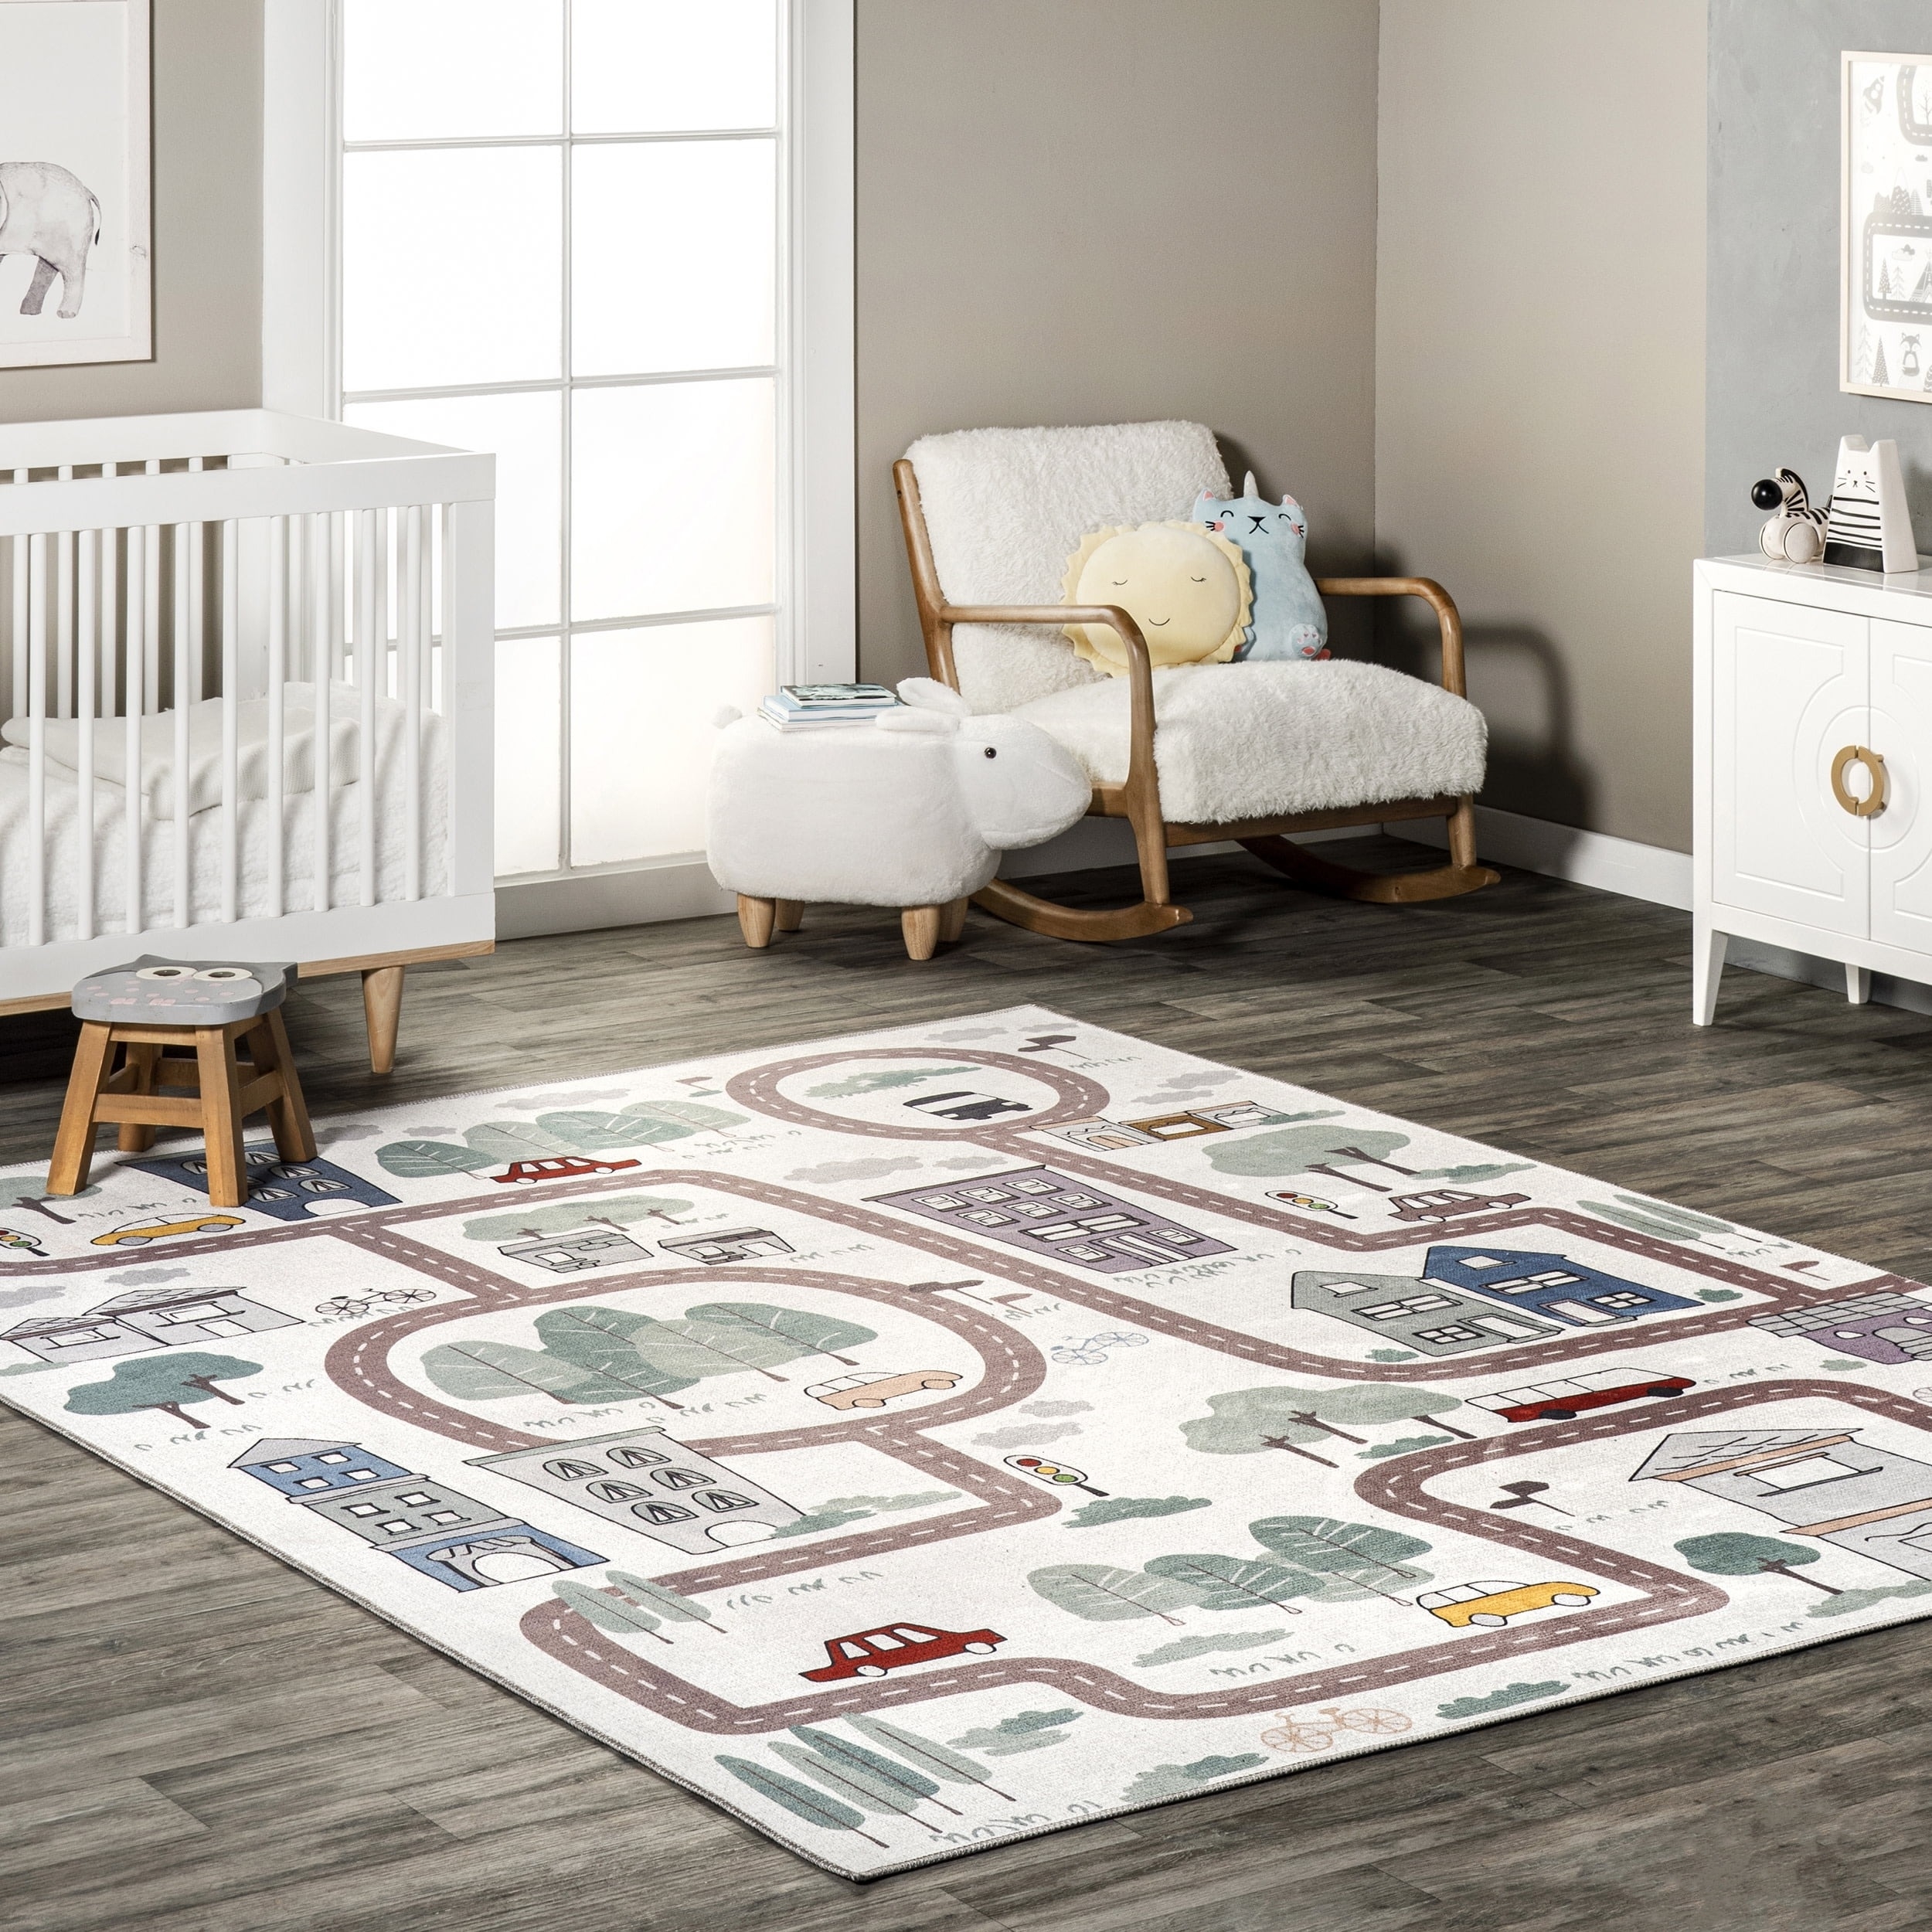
[
  {"left": 983, "top": 746, "right": 998, "bottom": 759},
  {"left": 1190, "top": 574, "right": 1206, "bottom": 583}
]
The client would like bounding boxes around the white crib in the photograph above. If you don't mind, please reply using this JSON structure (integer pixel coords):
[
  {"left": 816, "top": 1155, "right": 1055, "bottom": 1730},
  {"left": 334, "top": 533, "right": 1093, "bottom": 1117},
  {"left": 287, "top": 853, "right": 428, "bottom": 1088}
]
[{"left": 0, "top": 410, "right": 494, "bottom": 1070}]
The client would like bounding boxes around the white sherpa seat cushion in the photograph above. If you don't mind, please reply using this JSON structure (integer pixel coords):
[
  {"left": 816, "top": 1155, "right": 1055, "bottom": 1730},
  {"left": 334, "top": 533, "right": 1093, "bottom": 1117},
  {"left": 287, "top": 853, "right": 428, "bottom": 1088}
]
[
  {"left": 906, "top": 420, "right": 1231, "bottom": 713},
  {"left": 1013, "top": 660, "right": 1488, "bottom": 825}
]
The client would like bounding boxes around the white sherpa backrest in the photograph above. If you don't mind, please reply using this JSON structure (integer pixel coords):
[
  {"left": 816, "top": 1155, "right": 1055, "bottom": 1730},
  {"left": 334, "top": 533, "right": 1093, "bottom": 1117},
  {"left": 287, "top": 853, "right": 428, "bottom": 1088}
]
[{"left": 905, "top": 420, "right": 1232, "bottom": 713}]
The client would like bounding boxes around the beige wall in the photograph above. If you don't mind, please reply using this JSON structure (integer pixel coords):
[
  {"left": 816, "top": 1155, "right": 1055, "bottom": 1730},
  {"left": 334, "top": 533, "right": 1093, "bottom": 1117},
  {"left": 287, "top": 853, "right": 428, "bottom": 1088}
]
[
  {"left": 0, "top": 0, "right": 260, "bottom": 426},
  {"left": 855, "top": 0, "right": 1381, "bottom": 686},
  {"left": 1376, "top": 1, "right": 1705, "bottom": 852}
]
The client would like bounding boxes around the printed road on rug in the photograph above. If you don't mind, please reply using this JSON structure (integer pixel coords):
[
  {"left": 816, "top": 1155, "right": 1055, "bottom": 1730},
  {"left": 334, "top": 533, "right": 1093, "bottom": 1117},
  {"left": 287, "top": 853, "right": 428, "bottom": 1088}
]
[{"left": 3, "top": 1007, "right": 1929, "bottom": 1876}]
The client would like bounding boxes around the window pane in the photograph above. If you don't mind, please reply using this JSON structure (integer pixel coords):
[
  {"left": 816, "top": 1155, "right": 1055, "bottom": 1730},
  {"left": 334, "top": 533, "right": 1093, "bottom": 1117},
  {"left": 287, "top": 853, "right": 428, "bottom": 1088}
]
[
  {"left": 571, "top": 380, "right": 774, "bottom": 621},
  {"left": 345, "top": 393, "right": 561, "bottom": 631},
  {"left": 495, "top": 636, "right": 562, "bottom": 876},
  {"left": 572, "top": 0, "right": 777, "bottom": 133},
  {"left": 344, "top": 0, "right": 563, "bottom": 141},
  {"left": 573, "top": 141, "right": 775, "bottom": 376},
  {"left": 343, "top": 148, "right": 561, "bottom": 392},
  {"left": 569, "top": 619, "right": 775, "bottom": 865}
]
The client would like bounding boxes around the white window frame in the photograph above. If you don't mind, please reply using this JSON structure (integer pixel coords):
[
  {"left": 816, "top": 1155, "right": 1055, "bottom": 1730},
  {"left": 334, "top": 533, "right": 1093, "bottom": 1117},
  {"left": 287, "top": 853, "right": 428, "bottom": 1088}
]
[{"left": 261, "top": 0, "right": 855, "bottom": 924}]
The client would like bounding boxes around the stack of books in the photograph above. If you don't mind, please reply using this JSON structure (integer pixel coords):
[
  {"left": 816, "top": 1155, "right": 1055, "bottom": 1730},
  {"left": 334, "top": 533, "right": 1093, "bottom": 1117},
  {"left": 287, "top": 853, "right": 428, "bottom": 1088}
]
[{"left": 757, "top": 683, "right": 900, "bottom": 732}]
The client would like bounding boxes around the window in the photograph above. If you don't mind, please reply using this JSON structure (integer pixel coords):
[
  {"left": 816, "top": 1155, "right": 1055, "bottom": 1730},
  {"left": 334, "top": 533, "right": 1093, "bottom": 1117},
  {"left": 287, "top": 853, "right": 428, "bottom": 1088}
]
[
  {"left": 267, "top": 0, "right": 852, "bottom": 905},
  {"left": 1590, "top": 1291, "right": 1652, "bottom": 1311},
  {"left": 1748, "top": 1454, "right": 1878, "bottom": 1492},
  {"left": 318, "top": 1451, "right": 349, "bottom": 1464}
]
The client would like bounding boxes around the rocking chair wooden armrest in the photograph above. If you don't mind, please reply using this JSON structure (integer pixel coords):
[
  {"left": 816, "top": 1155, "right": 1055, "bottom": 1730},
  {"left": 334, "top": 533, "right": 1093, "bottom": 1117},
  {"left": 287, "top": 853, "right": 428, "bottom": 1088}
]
[{"left": 1314, "top": 576, "right": 1468, "bottom": 698}]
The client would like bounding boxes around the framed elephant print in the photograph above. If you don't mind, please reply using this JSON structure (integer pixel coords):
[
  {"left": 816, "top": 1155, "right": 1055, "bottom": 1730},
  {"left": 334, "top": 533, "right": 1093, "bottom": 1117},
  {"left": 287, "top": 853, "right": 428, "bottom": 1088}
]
[{"left": 0, "top": 0, "right": 150, "bottom": 369}]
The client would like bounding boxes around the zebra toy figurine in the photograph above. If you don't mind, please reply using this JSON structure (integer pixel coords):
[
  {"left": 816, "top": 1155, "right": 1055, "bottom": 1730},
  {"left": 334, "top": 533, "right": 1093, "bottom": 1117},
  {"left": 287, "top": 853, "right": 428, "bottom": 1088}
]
[{"left": 1750, "top": 468, "right": 1829, "bottom": 565}]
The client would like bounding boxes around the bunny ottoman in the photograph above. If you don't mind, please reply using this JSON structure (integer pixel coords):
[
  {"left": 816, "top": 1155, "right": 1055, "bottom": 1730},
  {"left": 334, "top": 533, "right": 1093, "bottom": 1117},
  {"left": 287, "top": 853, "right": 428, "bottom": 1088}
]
[{"left": 707, "top": 679, "right": 1090, "bottom": 959}]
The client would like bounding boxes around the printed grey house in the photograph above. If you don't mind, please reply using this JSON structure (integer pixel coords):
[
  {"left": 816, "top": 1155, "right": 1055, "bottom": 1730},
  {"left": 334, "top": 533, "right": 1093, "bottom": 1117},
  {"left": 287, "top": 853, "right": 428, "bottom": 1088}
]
[
  {"left": 231, "top": 1437, "right": 604, "bottom": 1591},
  {"left": 1748, "top": 1291, "right": 1932, "bottom": 1366},
  {"left": 496, "top": 1225, "right": 654, "bottom": 1274},
  {"left": 1291, "top": 1268, "right": 1563, "bottom": 1355},
  {"left": 1631, "top": 1427, "right": 1932, "bottom": 1580},
  {"left": 2, "top": 1285, "right": 300, "bottom": 1364},
  {"left": 471, "top": 1424, "right": 803, "bottom": 1552},
  {"left": 657, "top": 1226, "right": 794, "bottom": 1265}
]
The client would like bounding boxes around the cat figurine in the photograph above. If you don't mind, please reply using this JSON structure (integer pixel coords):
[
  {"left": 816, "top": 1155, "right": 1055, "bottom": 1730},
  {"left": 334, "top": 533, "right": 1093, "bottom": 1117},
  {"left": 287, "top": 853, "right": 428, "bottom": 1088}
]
[{"left": 1192, "top": 473, "right": 1330, "bottom": 661}]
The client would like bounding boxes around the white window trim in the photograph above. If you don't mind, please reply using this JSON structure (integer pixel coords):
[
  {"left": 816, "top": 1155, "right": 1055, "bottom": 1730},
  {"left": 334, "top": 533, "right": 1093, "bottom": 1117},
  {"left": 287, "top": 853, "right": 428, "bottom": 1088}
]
[{"left": 261, "top": 1, "right": 855, "bottom": 929}]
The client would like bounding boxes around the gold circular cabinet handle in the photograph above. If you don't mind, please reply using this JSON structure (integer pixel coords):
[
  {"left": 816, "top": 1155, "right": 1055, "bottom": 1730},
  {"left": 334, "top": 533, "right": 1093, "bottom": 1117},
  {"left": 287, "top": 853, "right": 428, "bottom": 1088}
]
[{"left": 1831, "top": 744, "right": 1888, "bottom": 818}]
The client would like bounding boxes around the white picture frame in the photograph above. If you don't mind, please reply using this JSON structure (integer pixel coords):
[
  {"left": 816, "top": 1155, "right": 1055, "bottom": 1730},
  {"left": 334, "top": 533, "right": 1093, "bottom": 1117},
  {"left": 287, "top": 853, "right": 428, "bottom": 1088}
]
[
  {"left": 1843, "top": 50, "right": 1932, "bottom": 403},
  {"left": 0, "top": 0, "right": 150, "bottom": 370}
]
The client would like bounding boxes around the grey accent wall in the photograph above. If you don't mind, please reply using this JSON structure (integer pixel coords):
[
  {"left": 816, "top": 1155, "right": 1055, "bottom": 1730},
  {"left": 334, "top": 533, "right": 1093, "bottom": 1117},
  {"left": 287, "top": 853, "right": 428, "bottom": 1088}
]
[
  {"left": 1376, "top": 1, "right": 1707, "bottom": 855},
  {"left": 852, "top": 0, "right": 1381, "bottom": 687},
  {"left": 1707, "top": 2, "right": 1932, "bottom": 556},
  {"left": 0, "top": 0, "right": 260, "bottom": 425}
]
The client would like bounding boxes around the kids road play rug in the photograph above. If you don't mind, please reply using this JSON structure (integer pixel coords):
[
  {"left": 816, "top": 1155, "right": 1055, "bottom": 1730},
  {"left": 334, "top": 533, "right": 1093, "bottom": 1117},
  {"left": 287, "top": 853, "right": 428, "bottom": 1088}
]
[{"left": 9, "top": 1008, "right": 1932, "bottom": 1876}]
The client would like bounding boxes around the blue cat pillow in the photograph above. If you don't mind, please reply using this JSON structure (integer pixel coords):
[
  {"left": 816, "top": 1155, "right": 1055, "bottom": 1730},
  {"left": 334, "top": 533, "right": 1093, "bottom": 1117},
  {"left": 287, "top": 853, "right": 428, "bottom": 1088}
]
[{"left": 1192, "top": 473, "right": 1329, "bottom": 662}]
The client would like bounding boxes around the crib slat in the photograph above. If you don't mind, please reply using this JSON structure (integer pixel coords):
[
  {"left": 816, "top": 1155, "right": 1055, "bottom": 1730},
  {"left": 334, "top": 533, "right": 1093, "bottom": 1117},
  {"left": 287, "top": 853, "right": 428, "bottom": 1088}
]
[
  {"left": 100, "top": 468, "right": 118, "bottom": 716},
  {"left": 75, "top": 527, "right": 97, "bottom": 942},
  {"left": 26, "top": 532, "right": 46, "bottom": 946},
  {"left": 10, "top": 469, "right": 26, "bottom": 727},
  {"left": 124, "top": 522, "right": 145, "bottom": 934},
  {"left": 267, "top": 516, "right": 286, "bottom": 918},
  {"left": 142, "top": 517, "right": 160, "bottom": 716},
  {"left": 403, "top": 502, "right": 422, "bottom": 901},
  {"left": 172, "top": 522, "right": 190, "bottom": 928},
  {"left": 356, "top": 506, "right": 378, "bottom": 906},
  {"left": 55, "top": 473, "right": 72, "bottom": 720},
  {"left": 221, "top": 519, "right": 241, "bottom": 923},
  {"left": 311, "top": 509, "right": 330, "bottom": 914}
]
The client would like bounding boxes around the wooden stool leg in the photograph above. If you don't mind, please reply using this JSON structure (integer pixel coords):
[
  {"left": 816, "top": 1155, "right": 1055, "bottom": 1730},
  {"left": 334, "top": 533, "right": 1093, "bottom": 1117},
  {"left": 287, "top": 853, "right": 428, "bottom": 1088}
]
[
  {"left": 48, "top": 1022, "right": 117, "bottom": 1196},
  {"left": 362, "top": 965, "right": 404, "bottom": 1075},
  {"left": 257, "top": 1008, "right": 317, "bottom": 1162},
  {"left": 939, "top": 898, "right": 968, "bottom": 944},
  {"left": 196, "top": 1026, "right": 248, "bottom": 1208},
  {"left": 901, "top": 906, "right": 942, "bottom": 961},
  {"left": 774, "top": 899, "right": 804, "bottom": 933},
  {"left": 737, "top": 895, "right": 777, "bottom": 948},
  {"left": 117, "top": 1042, "right": 161, "bottom": 1153}
]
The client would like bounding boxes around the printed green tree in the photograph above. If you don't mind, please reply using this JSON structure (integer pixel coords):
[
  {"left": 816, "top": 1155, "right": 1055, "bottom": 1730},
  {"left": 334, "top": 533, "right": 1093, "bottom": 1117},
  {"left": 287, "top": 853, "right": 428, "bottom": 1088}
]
[
  {"left": 684, "top": 1301, "right": 877, "bottom": 1368},
  {"left": 769, "top": 1733, "right": 948, "bottom": 1837},
  {"left": 63, "top": 1352, "right": 261, "bottom": 1429},
  {"left": 1182, "top": 1385, "right": 1457, "bottom": 1468},
  {"left": 461, "top": 1194, "right": 696, "bottom": 1243},
  {"left": 531, "top": 1306, "right": 701, "bottom": 1407},
  {"left": 1249, "top": 1515, "right": 1434, "bottom": 1604},
  {"left": 378, "top": 1099, "right": 746, "bottom": 1177},
  {"left": 552, "top": 1578, "right": 673, "bottom": 1644},
  {"left": 1028, "top": 1563, "right": 1205, "bottom": 1628},
  {"left": 1141, "top": 1552, "right": 1325, "bottom": 1614},
  {"left": 1675, "top": 1532, "right": 1841, "bottom": 1596},
  {"left": 0, "top": 1173, "right": 97, "bottom": 1226},
  {"left": 714, "top": 1755, "right": 886, "bottom": 1850},
  {"left": 420, "top": 1336, "right": 658, "bottom": 1406},
  {"left": 847, "top": 1716, "right": 1016, "bottom": 1803},
  {"left": 604, "top": 1570, "right": 728, "bottom": 1637}
]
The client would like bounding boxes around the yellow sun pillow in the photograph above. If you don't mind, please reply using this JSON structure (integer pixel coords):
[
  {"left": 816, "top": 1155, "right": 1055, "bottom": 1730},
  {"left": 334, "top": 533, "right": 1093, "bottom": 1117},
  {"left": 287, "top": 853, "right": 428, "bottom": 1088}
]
[{"left": 1061, "top": 521, "right": 1253, "bottom": 676}]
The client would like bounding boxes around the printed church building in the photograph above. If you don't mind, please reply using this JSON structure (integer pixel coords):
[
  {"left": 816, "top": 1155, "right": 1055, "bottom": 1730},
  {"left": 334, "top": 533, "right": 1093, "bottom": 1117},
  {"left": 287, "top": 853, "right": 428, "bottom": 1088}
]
[{"left": 870, "top": 1166, "right": 1234, "bottom": 1274}]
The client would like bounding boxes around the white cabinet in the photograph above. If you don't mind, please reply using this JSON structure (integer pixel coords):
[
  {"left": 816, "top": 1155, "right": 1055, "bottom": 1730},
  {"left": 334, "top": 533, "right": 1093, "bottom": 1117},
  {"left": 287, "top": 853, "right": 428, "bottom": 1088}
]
[{"left": 1696, "top": 556, "right": 1932, "bottom": 1021}]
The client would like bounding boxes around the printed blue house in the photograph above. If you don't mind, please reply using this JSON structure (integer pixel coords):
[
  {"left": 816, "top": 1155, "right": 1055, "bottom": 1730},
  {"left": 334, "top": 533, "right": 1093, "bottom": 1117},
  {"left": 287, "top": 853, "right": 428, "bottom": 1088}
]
[{"left": 1421, "top": 1245, "right": 1699, "bottom": 1326}]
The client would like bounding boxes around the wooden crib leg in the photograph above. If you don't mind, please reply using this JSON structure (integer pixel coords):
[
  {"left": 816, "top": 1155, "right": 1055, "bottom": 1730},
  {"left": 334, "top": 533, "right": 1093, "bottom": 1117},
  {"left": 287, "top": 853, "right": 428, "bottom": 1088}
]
[{"left": 362, "top": 966, "right": 405, "bottom": 1075}]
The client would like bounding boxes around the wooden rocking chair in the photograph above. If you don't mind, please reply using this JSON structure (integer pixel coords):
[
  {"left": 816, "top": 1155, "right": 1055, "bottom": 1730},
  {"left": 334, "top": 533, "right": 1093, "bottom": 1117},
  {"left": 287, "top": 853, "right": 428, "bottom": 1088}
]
[{"left": 894, "top": 423, "right": 1498, "bottom": 942}]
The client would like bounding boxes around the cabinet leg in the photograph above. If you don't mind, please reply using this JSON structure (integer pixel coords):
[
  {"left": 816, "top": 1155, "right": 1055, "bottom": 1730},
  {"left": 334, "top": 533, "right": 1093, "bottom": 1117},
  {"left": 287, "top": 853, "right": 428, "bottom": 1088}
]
[
  {"left": 1846, "top": 962, "right": 1872, "bottom": 1006},
  {"left": 1692, "top": 922, "right": 1726, "bottom": 1026}
]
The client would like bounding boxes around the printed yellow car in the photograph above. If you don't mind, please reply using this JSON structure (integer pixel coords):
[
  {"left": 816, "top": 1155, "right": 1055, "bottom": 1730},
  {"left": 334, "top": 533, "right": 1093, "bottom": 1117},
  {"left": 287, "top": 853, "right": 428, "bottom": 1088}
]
[
  {"left": 1417, "top": 1579, "right": 1599, "bottom": 1628},
  {"left": 90, "top": 1214, "right": 245, "bottom": 1247}
]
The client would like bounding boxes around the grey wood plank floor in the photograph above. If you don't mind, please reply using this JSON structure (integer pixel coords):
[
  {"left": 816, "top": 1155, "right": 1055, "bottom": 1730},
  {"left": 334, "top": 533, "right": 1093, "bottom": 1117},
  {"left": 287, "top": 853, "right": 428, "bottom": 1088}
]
[{"left": 6, "top": 838, "right": 1932, "bottom": 1932}]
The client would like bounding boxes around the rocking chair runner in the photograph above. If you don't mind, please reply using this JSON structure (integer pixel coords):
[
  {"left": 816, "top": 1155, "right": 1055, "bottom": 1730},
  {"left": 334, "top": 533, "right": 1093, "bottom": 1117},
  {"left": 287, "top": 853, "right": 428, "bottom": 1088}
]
[{"left": 893, "top": 433, "right": 1498, "bottom": 943}]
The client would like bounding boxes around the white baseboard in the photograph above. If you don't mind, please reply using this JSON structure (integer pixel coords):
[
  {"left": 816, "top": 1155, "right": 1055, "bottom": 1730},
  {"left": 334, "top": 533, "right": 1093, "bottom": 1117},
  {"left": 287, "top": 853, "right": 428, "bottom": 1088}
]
[
  {"left": 496, "top": 859, "right": 735, "bottom": 940},
  {"left": 1392, "top": 803, "right": 1692, "bottom": 910}
]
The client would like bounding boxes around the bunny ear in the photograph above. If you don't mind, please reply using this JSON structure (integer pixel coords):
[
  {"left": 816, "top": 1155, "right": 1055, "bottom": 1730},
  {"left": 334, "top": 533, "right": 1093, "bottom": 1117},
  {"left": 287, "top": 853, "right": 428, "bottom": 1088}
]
[
  {"left": 1242, "top": 471, "right": 1258, "bottom": 497},
  {"left": 897, "top": 676, "right": 970, "bottom": 716}
]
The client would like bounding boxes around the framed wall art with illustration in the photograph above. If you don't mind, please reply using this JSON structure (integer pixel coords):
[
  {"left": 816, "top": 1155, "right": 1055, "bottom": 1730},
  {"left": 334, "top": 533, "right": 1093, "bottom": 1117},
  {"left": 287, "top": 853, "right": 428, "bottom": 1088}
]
[
  {"left": 0, "top": 0, "right": 150, "bottom": 370},
  {"left": 1844, "top": 50, "right": 1932, "bottom": 403}
]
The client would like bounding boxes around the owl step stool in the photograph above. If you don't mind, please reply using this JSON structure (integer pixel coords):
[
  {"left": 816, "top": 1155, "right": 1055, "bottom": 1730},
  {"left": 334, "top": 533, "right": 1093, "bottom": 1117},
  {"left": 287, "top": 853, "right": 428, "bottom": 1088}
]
[
  {"left": 49, "top": 957, "right": 316, "bottom": 1207},
  {"left": 706, "top": 680, "right": 1092, "bottom": 961}
]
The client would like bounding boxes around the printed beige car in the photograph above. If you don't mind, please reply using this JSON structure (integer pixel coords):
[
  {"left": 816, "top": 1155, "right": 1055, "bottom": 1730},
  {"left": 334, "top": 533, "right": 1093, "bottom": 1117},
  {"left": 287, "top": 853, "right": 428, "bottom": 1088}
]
[{"left": 805, "top": 1369, "right": 963, "bottom": 1410}]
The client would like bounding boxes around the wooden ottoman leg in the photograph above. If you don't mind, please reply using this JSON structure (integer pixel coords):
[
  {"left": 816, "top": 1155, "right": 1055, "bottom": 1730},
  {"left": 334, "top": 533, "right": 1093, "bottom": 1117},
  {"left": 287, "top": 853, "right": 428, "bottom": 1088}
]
[
  {"left": 774, "top": 899, "right": 804, "bottom": 933},
  {"left": 902, "top": 905, "right": 942, "bottom": 961},
  {"left": 940, "top": 898, "right": 968, "bottom": 944},
  {"left": 737, "top": 895, "right": 777, "bottom": 948},
  {"left": 257, "top": 1009, "right": 318, "bottom": 1163},
  {"left": 116, "top": 1042, "right": 161, "bottom": 1153},
  {"left": 196, "top": 1026, "right": 249, "bottom": 1208},
  {"left": 49, "top": 1022, "right": 117, "bottom": 1196},
  {"left": 362, "top": 965, "right": 405, "bottom": 1075}
]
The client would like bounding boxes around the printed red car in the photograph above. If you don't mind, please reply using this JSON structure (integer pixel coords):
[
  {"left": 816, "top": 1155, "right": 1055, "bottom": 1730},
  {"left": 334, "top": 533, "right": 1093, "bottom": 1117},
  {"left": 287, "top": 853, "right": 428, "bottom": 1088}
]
[
  {"left": 800, "top": 1622, "right": 1005, "bottom": 1681},
  {"left": 1470, "top": 1366, "right": 1693, "bottom": 1424},
  {"left": 490, "top": 1155, "right": 642, "bottom": 1185}
]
